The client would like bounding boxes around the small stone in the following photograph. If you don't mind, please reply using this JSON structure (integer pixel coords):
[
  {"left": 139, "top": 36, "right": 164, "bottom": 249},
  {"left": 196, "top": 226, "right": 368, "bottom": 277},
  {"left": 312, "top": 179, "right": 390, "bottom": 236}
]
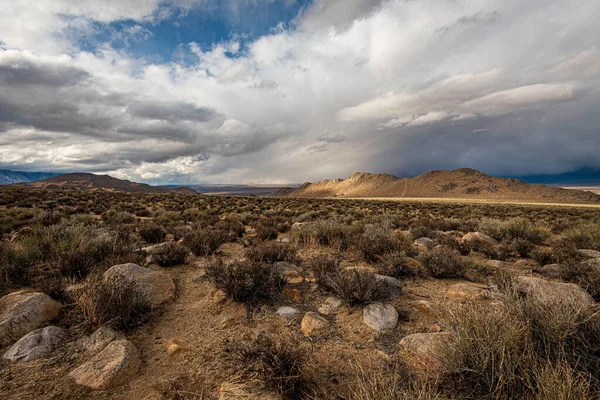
[
  {"left": 0, "top": 290, "right": 61, "bottom": 346},
  {"left": 69, "top": 340, "right": 141, "bottom": 390},
  {"left": 166, "top": 339, "right": 184, "bottom": 355},
  {"left": 399, "top": 332, "right": 454, "bottom": 374},
  {"left": 301, "top": 312, "right": 329, "bottom": 336},
  {"left": 461, "top": 232, "right": 498, "bottom": 246},
  {"left": 363, "top": 303, "right": 398, "bottom": 331},
  {"left": 276, "top": 306, "right": 300, "bottom": 318},
  {"left": 446, "top": 283, "right": 489, "bottom": 300},
  {"left": 3, "top": 326, "right": 66, "bottom": 362},
  {"left": 280, "top": 238, "right": 291, "bottom": 244},
  {"left": 317, "top": 297, "right": 343, "bottom": 315},
  {"left": 414, "top": 237, "right": 435, "bottom": 249}
]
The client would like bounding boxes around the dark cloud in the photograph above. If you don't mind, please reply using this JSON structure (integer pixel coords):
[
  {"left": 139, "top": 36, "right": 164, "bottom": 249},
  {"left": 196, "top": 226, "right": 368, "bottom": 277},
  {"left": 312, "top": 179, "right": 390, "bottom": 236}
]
[
  {"left": 297, "top": 0, "right": 387, "bottom": 31},
  {"left": 0, "top": 56, "right": 89, "bottom": 87},
  {"left": 128, "top": 100, "right": 216, "bottom": 122},
  {"left": 318, "top": 133, "right": 345, "bottom": 143}
]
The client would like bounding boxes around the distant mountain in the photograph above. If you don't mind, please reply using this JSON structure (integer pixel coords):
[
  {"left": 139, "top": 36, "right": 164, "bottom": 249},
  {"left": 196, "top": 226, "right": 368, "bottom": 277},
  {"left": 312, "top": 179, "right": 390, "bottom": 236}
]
[
  {"left": 0, "top": 169, "right": 60, "bottom": 185},
  {"left": 511, "top": 168, "right": 600, "bottom": 186},
  {"left": 287, "top": 168, "right": 600, "bottom": 204},
  {"left": 162, "top": 184, "right": 298, "bottom": 196},
  {"left": 15, "top": 173, "right": 197, "bottom": 194}
]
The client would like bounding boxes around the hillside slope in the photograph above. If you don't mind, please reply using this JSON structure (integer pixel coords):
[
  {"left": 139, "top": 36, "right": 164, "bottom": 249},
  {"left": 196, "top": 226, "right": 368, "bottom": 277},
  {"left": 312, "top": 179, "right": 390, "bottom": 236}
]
[
  {"left": 16, "top": 173, "right": 197, "bottom": 194},
  {"left": 0, "top": 169, "right": 59, "bottom": 185},
  {"left": 288, "top": 168, "right": 600, "bottom": 204}
]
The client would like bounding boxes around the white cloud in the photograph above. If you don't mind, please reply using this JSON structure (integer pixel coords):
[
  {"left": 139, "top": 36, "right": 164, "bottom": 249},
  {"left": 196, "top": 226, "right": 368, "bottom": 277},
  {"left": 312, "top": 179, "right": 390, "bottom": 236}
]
[{"left": 0, "top": 0, "right": 599, "bottom": 183}]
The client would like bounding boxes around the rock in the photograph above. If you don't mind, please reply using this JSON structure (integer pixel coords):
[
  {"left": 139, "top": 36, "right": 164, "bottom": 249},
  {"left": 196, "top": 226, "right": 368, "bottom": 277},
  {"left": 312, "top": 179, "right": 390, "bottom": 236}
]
[
  {"left": 414, "top": 237, "right": 435, "bottom": 249},
  {"left": 446, "top": 283, "right": 489, "bottom": 300},
  {"left": 317, "top": 297, "right": 343, "bottom": 315},
  {"left": 291, "top": 222, "right": 305, "bottom": 230},
  {"left": 579, "top": 249, "right": 600, "bottom": 259},
  {"left": 103, "top": 263, "right": 175, "bottom": 307},
  {"left": 0, "top": 290, "right": 61, "bottom": 346},
  {"left": 69, "top": 340, "right": 141, "bottom": 390},
  {"left": 276, "top": 306, "right": 300, "bottom": 318},
  {"left": 537, "top": 264, "right": 562, "bottom": 279},
  {"left": 81, "top": 327, "right": 119, "bottom": 353},
  {"left": 514, "top": 259, "right": 537, "bottom": 270},
  {"left": 374, "top": 274, "right": 403, "bottom": 300},
  {"left": 516, "top": 276, "right": 593, "bottom": 304},
  {"left": 462, "top": 232, "right": 498, "bottom": 246},
  {"left": 3, "top": 326, "right": 66, "bottom": 362},
  {"left": 281, "top": 288, "right": 303, "bottom": 303},
  {"left": 166, "top": 339, "right": 184, "bottom": 355},
  {"left": 399, "top": 332, "right": 453, "bottom": 373},
  {"left": 282, "top": 270, "right": 304, "bottom": 284},
  {"left": 301, "top": 312, "right": 329, "bottom": 336},
  {"left": 363, "top": 303, "right": 398, "bottom": 331},
  {"left": 412, "top": 300, "right": 435, "bottom": 317},
  {"left": 280, "top": 238, "right": 291, "bottom": 244}
]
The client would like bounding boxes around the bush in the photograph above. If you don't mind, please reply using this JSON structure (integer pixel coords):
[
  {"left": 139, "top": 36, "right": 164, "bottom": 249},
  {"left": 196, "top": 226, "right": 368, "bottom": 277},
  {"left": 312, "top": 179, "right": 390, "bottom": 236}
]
[
  {"left": 254, "top": 222, "right": 279, "bottom": 241},
  {"left": 245, "top": 242, "right": 297, "bottom": 264},
  {"left": 225, "top": 332, "right": 312, "bottom": 398},
  {"left": 442, "top": 277, "right": 600, "bottom": 398},
  {"left": 356, "top": 225, "right": 415, "bottom": 263},
  {"left": 291, "top": 219, "right": 359, "bottom": 250},
  {"left": 205, "top": 259, "right": 284, "bottom": 305},
  {"left": 150, "top": 242, "right": 188, "bottom": 267},
  {"left": 326, "top": 268, "right": 388, "bottom": 306},
  {"left": 103, "top": 209, "right": 136, "bottom": 225},
  {"left": 75, "top": 275, "right": 151, "bottom": 329},
  {"left": 184, "top": 228, "right": 228, "bottom": 256},
  {"left": 378, "top": 252, "right": 424, "bottom": 278},
  {"left": 138, "top": 223, "right": 166, "bottom": 244},
  {"left": 562, "top": 223, "right": 600, "bottom": 251},
  {"left": 419, "top": 247, "right": 465, "bottom": 278}
]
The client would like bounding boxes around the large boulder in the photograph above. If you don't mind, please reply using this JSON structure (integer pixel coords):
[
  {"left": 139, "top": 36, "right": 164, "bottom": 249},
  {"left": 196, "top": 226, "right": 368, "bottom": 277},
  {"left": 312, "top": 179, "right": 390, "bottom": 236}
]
[
  {"left": 0, "top": 290, "right": 61, "bottom": 346},
  {"left": 516, "top": 276, "right": 593, "bottom": 304},
  {"left": 363, "top": 303, "right": 398, "bottom": 331},
  {"left": 103, "top": 263, "right": 175, "bottom": 307},
  {"left": 399, "top": 332, "right": 454, "bottom": 374},
  {"left": 374, "top": 274, "right": 403, "bottom": 300},
  {"left": 579, "top": 249, "right": 600, "bottom": 259},
  {"left": 3, "top": 326, "right": 66, "bottom": 362},
  {"left": 301, "top": 312, "right": 329, "bottom": 336},
  {"left": 69, "top": 340, "right": 141, "bottom": 390}
]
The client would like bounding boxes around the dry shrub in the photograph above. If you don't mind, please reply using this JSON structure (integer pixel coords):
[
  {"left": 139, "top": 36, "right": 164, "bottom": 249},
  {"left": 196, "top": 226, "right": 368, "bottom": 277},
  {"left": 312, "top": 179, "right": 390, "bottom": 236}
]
[
  {"left": 291, "top": 219, "right": 359, "bottom": 250},
  {"left": 225, "top": 332, "right": 312, "bottom": 399},
  {"left": 150, "top": 242, "right": 189, "bottom": 267},
  {"left": 562, "top": 223, "right": 600, "bottom": 251},
  {"left": 356, "top": 225, "right": 415, "bottom": 263},
  {"left": 138, "top": 223, "right": 166, "bottom": 244},
  {"left": 378, "top": 252, "right": 425, "bottom": 278},
  {"left": 75, "top": 275, "right": 152, "bottom": 329},
  {"left": 254, "top": 222, "right": 279, "bottom": 241},
  {"left": 350, "top": 361, "right": 440, "bottom": 400},
  {"left": 306, "top": 255, "right": 387, "bottom": 306},
  {"left": 244, "top": 242, "right": 297, "bottom": 264},
  {"left": 442, "top": 276, "right": 600, "bottom": 398},
  {"left": 205, "top": 259, "right": 284, "bottom": 305},
  {"left": 533, "top": 359, "right": 594, "bottom": 400},
  {"left": 184, "top": 228, "right": 228, "bottom": 256},
  {"left": 418, "top": 247, "right": 465, "bottom": 278}
]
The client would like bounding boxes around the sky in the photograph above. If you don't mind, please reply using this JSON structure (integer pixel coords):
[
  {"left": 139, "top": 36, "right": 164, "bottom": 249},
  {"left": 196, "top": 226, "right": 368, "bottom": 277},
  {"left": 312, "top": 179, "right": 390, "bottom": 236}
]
[{"left": 0, "top": 0, "right": 599, "bottom": 185}]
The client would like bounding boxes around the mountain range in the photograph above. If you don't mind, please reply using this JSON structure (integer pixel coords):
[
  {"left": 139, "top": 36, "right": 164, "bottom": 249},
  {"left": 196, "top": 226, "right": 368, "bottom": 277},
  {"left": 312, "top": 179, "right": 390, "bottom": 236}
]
[
  {"left": 286, "top": 168, "right": 600, "bottom": 204},
  {"left": 0, "top": 170, "right": 60, "bottom": 185},
  {"left": 13, "top": 173, "right": 196, "bottom": 194}
]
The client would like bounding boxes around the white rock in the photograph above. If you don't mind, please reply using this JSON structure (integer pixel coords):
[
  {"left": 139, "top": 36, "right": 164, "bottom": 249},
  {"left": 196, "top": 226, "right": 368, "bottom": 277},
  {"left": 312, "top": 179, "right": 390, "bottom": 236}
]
[
  {"left": 317, "top": 297, "right": 343, "bottom": 315},
  {"left": 3, "top": 326, "right": 66, "bottom": 362},
  {"left": 363, "top": 303, "right": 398, "bottom": 331},
  {"left": 276, "top": 306, "right": 300, "bottom": 318}
]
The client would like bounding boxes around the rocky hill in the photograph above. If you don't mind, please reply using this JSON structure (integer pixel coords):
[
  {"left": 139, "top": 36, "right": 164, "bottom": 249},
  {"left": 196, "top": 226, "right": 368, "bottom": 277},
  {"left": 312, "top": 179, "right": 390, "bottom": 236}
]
[
  {"left": 15, "top": 173, "right": 196, "bottom": 194},
  {"left": 0, "top": 169, "right": 59, "bottom": 185},
  {"left": 287, "top": 168, "right": 600, "bottom": 204}
]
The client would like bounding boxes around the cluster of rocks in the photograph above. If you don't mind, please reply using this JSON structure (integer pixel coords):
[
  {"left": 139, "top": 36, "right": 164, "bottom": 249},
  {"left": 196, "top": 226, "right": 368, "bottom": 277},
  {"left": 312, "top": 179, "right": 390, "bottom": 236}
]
[{"left": 0, "top": 263, "right": 178, "bottom": 391}]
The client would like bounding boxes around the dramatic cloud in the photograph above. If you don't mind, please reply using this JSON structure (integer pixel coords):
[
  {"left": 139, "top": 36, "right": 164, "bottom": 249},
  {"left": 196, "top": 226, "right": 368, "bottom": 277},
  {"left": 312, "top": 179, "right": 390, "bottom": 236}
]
[{"left": 0, "top": 0, "right": 599, "bottom": 184}]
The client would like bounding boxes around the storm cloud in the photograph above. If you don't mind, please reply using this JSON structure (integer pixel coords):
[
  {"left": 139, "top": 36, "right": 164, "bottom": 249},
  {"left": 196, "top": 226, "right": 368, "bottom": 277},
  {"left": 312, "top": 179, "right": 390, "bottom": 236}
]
[{"left": 0, "top": 0, "right": 599, "bottom": 184}]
